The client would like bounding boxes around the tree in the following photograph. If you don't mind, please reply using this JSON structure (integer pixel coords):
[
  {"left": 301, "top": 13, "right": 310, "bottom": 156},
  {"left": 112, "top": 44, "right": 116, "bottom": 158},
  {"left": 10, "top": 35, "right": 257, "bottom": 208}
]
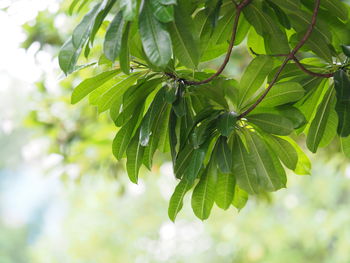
[{"left": 58, "top": 0, "right": 350, "bottom": 220}]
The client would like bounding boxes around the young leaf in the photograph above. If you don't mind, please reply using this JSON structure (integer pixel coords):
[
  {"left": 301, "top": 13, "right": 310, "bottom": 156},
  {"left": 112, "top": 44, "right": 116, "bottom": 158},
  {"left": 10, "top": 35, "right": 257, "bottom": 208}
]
[
  {"left": 104, "top": 12, "right": 125, "bottom": 62},
  {"left": 248, "top": 113, "right": 294, "bottom": 136},
  {"left": 215, "top": 172, "right": 235, "bottom": 210},
  {"left": 168, "top": 179, "right": 193, "bottom": 222},
  {"left": 139, "top": 1, "right": 172, "bottom": 68}
]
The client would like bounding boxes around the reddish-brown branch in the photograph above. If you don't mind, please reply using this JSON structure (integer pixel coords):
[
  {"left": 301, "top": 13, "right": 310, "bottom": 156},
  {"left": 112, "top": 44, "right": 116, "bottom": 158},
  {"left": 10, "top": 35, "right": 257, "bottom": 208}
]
[
  {"left": 166, "top": 0, "right": 252, "bottom": 86},
  {"left": 239, "top": 0, "right": 322, "bottom": 119},
  {"left": 249, "top": 47, "right": 335, "bottom": 78}
]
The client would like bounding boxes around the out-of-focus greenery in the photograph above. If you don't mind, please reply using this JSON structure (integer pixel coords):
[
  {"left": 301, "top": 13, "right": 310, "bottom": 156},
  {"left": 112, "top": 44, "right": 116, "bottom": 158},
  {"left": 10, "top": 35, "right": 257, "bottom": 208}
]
[{"left": 1, "top": 1, "right": 350, "bottom": 262}]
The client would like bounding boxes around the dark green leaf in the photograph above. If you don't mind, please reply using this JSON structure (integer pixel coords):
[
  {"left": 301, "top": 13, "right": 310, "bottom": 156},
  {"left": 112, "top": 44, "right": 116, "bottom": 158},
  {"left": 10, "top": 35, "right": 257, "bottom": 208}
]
[
  {"left": 126, "top": 132, "right": 145, "bottom": 184},
  {"left": 168, "top": 179, "right": 193, "bottom": 222},
  {"left": 217, "top": 111, "right": 237, "bottom": 137},
  {"left": 248, "top": 113, "right": 294, "bottom": 136},
  {"left": 216, "top": 137, "right": 232, "bottom": 174}
]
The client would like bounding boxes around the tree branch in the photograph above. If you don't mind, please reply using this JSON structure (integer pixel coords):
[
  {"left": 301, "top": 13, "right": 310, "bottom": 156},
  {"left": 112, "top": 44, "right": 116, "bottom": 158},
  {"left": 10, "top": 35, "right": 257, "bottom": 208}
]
[
  {"left": 239, "top": 0, "right": 322, "bottom": 119},
  {"left": 166, "top": 0, "right": 252, "bottom": 86},
  {"left": 249, "top": 47, "right": 335, "bottom": 78}
]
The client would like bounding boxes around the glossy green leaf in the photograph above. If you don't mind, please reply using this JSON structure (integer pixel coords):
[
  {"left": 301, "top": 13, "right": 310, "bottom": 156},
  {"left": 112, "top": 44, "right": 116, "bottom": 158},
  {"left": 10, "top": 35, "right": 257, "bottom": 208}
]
[
  {"left": 139, "top": 2, "right": 172, "bottom": 68},
  {"left": 120, "top": 0, "right": 137, "bottom": 21},
  {"left": 168, "top": 5, "right": 199, "bottom": 69},
  {"left": 307, "top": 88, "right": 336, "bottom": 153},
  {"left": 168, "top": 179, "right": 193, "bottom": 222},
  {"left": 248, "top": 113, "right": 294, "bottom": 136},
  {"left": 151, "top": 0, "right": 174, "bottom": 23},
  {"left": 259, "top": 82, "right": 305, "bottom": 108},
  {"left": 245, "top": 131, "right": 286, "bottom": 192},
  {"left": 104, "top": 12, "right": 125, "bottom": 62},
  {"left": 217, "top": 111, "right": 237, "bottom": 137},
  {"left": 264, "top": 135, "right": 298, "bottom": 170},
  {"left": 58, "top": 37, "right": 82, "bottom": 75},
  {"left": 216, "top": 137, "right": 232, "bottom": 174},
  {"left": 120, "top": 22, "right": 131, "bottom": 74},
  {"left": 71, "top": 69, "right": 119, "bottom": 104},
  {"left": 283, "top": 137, "right": 311, "bottom": 175},
  {"left": 191, "top": 164, "right": 217, "bottom": 220},
  {"left": 126, "top": 132, "right": 145, "bottom": 184},
  {"left": 232, "top": 134, "right": 259, "bottom": 195},
  {"left": 238, "top": 55, "right": 274, "bottom": 108},
  {"left": 215, "top": 172, "right": 235, "bottom": 210}
]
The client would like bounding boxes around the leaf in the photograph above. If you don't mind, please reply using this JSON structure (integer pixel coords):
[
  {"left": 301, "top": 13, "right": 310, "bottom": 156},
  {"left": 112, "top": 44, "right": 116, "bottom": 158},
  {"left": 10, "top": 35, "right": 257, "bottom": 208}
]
[
  {"left": 238, "top": 55, "right": 274, "bottom": 109},
  {"left": 334, "top": 70, "right": 350, "bottom": 103},
  {"left": 341, "top": 136, "right": 350, "bottom": 158},
  {"left": 126, "top": 132, "right": 145, "bottom": 184},
  {"left": 264, "top": 135, "right": 298, "bottom": 170},
  {"left": 140, "top": 88, "right": 167, "bottom": 146},
  {"left": 232, "top": 186, "right": 248, "bottom": 210},
  {"left": 245, "top": 131, "right": 286, "bottom": 192},
  {"left": 248, "top": 113, "right": 294, "bottom": 136},
  {"left": 150, "top": 0, "right": 174, "bottom": 23},
  {"left": 139, "top": 1, "right": 172, "bottom": 68},
  {"left": 72, "top": 3, "right": 101, "bottom": 48},
  {"left": 283, "top": 137, "right": 311, "bottom": 175},
  {"left": 217, "top": 111, "right": 237, "bottom": 137},
  {"left": 216, "top": 137, "right": 232, "bottom": 174},
  {"left": 120, "top": 0, "right": 137, "bottom": 21},
  {"left": 307, "top": 88, "right": 336, "bottom": 153},
  {"left": 71, "top": 69, "right": 119, "bottom": 104},
  {"left": 259, "top": 82, "right": 305, "bottom": 108},
  {"left": 215, "top": 172, "right": 235, "bottom": 210},
  {"left": 104, "top": 12, "right": 125, "bottom": 62},
  {"left": 342, "top": 45, "right": 350, "bottom": 58},
  {"left": 191, "top": 164, "right": 217, "bottom": 220},
  {"left": 232, "top": 134, "right": 259, "bottom": 195},
  {"left": 58, "top": 37, "right": 82, "bottom": 75},
  {"left": 120, "top": 22, "right": 131, "bottom": 74},
  {"left": 112, "top": 105, "right": 144, "bottom": 160},
  {"left": 168, "top": 5, "right": 199, "bottom": 69},
  {"left": 168, "top": 179, "right": 193, "bottom": 222}
]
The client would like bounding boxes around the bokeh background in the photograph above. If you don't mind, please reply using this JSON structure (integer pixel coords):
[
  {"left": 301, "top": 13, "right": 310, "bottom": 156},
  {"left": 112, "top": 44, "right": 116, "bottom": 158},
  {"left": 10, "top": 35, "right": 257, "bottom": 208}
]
[{"left": 1, "top": 0, "right": 350, "bottom": 262}]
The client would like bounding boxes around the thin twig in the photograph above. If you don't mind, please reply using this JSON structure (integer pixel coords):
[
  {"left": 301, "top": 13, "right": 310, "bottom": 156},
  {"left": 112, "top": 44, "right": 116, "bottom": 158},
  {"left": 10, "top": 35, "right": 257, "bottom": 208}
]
[
  {"left": 250, "top": 47, "right": 335, "bottom": 78},
  {"left": 166, "top": 0, "right": 252, "bottom": 86},
  {"left": 239, "top": 0, "right": 322, "bottom": 119}
]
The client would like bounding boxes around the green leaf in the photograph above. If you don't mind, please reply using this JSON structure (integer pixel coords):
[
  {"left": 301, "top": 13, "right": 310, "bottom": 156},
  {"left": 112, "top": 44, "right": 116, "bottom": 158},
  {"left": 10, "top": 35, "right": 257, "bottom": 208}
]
[
  {"left": 232, "top": 186, "right": 248, "bottom": 210},
  {"left": 259, "top": 82, "right": 305, "bottom": 108},
  {"left": 150, "top": 0, "right": 174, "bottom": 23},
  {"left": 232, "top": 134, "right": 259, "bottom": 195},
  {"left": 72, "top": 3, "right": 101, "bottom": 48},
  {"left": 307, "top": 88, "right": 336, "bottom": 153},
  {"left": 120, "top": 0, "right": 137, "bottom": 21},
  {"left": 238, "top": 55, "right": 274, "bottom": 109},
  {"left": 168, "top": 179, "right": 193, "bottom": 222},
  {"left": 215, "top": 172, "right": 235, "bottom": 210},
  {"left": 342, "top": 45, "right": 350, "bottom": 58},
  {"left": 264, "top": 135, "right": 298, "bottom": 170},
  {"left": 216, "top": 137, "right": 232, "bottom": 174},
  {"left": 58, "top": 37, "right": 82, "bottom": 75},
  {"left": 126, "top": 132, "right": 145, "bottom": 184},
  {"left": 341, "top": 136, "right": 350, "bottom": 158},
  {"left": 112, "top": 105, "right": 144, "bottom": 160},
  {"left": 168, "top": 5, "right": 199, "bottom": 69},
  {"left": 334, "top": 70, "right": 350, "bottom": 103},
  {"left": 217, "top": 111, "right": 237, "bottom": 137},
  {"left": 120, "top": 22, "right": 131, "bottom": 74},
  {"left": 139, "top": 1, "right": 172, "bottom": 68},
  {"left": 191, "top": 164, "right": 217, "bottom": 220},
  {"left": 104, "top": 12, "right": 125, "bottom": 62},
  {"left": 159, "top": 0, "right": 176, "bottom": 5},
  {"left": 71, "top": 69, "right": 119, "bottom": 104},
  {"left": 283, "top": 137, "right": 311, "bottom": 175},
  {"left": 245, "top": 131, "right": 286, "bottom": 192},
  {"left": 140, "top": 88, "right": 167, "bottom": 146},
  {"left": 248, "top": 113, "right": 294, "bottom": 136}
]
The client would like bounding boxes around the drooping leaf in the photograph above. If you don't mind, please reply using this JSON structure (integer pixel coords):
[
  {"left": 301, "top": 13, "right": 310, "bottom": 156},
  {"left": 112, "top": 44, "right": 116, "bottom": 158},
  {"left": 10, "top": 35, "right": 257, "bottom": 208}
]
[
  {"left": 216, "top": 137, "right": 232, "bottom": 174},
  {"left": 104, "top": 12, "right": 125, "bottom": 62},
  {"left": 232, "top": 186, "right": 248, "bottom": 210},
  {"left": 217, "top": 111, "right": 237, "bottom": 137},
  {"left": 59, "top": 37, "right": 82, "bottom": 75},
  {"left": 139, "top": 1, "right": 172, "bottom": 68},
  {"left": 126, "top": 132, "right": 145, "bottom": 184},
  {"left": 215, "top": 172, "right": 235, "bottom": 210},
  {"left": 168, "top": 179, "right": 193, "bottom": 222}
]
